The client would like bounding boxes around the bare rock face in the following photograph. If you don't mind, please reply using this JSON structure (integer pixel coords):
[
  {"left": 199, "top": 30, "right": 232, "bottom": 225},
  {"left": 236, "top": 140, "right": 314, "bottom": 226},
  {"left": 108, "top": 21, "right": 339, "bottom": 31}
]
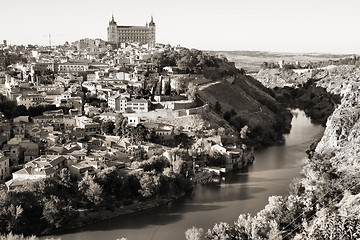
[{"left": 315, "top": 66, "right": 360, "bottom": 173}]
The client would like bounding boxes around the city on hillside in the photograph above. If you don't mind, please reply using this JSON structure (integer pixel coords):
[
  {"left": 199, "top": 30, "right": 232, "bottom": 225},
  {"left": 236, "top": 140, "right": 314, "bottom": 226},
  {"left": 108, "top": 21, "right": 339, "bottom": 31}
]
[{"left": 1, "top": 11, "right": 360, "bottom": 240}]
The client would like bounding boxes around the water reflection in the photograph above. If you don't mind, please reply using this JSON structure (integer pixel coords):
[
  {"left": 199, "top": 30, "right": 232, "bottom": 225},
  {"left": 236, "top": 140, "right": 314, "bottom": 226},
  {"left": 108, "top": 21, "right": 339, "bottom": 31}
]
[{"left": 51, "top": 109, "right": 324, "bottom": 240}]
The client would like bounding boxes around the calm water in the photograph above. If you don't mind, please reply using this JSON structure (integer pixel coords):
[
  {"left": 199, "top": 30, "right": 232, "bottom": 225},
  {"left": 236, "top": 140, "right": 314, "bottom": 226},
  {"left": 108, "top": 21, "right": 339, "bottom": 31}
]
[{"left": 49, "top": 109, "right": 324, "bottom": 240}]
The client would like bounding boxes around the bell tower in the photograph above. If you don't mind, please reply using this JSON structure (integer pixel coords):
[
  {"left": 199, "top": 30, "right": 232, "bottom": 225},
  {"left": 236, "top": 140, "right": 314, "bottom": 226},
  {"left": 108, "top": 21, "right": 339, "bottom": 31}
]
[
  {"left": 148, "top": 16, "right": 156, "bottom": 48},
  {"left": 107, "top": 14, "right": 118, "bottom": 43}
]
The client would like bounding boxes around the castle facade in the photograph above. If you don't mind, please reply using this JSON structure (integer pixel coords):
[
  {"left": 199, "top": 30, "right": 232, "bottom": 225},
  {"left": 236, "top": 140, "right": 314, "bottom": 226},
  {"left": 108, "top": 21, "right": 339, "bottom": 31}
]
[{"left": 107, "top": 15, "right": 156, "bottom": 47}]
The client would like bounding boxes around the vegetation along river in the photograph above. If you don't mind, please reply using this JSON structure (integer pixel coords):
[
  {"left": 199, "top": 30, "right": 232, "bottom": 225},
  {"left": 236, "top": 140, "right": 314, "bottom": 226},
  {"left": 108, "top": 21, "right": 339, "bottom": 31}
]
[{"left": 51, "top": 109, "right": 325, "bottom": 240}]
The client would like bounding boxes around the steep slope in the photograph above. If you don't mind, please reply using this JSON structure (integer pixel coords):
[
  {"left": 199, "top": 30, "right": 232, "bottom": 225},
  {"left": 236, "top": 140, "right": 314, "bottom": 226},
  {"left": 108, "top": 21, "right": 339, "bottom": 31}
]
[{"left": 197, "top": 74, "right": 292, "bottom": 149}]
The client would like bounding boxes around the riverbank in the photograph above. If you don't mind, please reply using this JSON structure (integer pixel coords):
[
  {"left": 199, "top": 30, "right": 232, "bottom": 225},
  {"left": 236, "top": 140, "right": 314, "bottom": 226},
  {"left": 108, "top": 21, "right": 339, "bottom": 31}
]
[
  {"left": 46, "top": 149, "right": 257, "bottom": 238},
  {"left": 44, "top": 192, "right": 187, "bottom": 237}
]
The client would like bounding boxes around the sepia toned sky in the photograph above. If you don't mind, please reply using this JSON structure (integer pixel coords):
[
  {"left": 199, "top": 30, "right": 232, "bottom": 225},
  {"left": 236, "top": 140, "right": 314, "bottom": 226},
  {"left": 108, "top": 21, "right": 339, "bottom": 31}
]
[{"left": 1, "top": 0, "right": 359, "bottom": 53}]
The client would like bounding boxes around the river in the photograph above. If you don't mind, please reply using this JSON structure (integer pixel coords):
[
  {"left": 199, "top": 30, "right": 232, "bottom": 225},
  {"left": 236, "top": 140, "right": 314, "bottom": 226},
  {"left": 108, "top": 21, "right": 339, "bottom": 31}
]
[{"left": 51, "top": 109, "right": 324, "bottom": 240}]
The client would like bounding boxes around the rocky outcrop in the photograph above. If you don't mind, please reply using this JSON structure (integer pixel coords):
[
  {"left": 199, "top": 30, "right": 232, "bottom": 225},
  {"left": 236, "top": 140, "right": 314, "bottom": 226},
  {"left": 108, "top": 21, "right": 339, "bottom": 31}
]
[
  {"left": 315, "top": 65, "right": 360, "bottom": 173},
  {"left": 256, "top": 68, "right": 310, "bottom": 88},
  {"left": 256, "top": 68, "right": 330, "bottom": 89}
]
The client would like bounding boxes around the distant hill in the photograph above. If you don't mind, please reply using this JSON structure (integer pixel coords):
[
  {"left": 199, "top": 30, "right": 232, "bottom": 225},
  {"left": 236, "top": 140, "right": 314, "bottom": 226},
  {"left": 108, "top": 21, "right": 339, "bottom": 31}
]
[{"left": 207, "top": 50, "right": 351, "bottom": 73}]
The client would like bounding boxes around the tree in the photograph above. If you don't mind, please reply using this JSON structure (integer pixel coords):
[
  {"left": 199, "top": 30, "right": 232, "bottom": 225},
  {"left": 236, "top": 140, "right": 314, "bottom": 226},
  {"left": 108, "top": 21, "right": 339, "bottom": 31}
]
[
  {"left": 174, "top": 133, "right": 194, "bottom": 151},
  {"left": 0, "top": 233, "right": 40, "bottom": 240},
  {"left": 164, "top": 81, "right": 171, "bottom": 95},
  {"left": 138, "top": 172, "right": 160, "bottom": 198},
  {"left": 101, "top": 121, "right": 115, "bottom": 135},
  {"left": 214, "top": 101, "right": 221, "bottom": 113},
  {"left": 208, "top": 151, "right": 225, "bottom": 167},
  {"left": 185, "top": 226, "right": 203, "bottom": 240},
  {"left": 42, "top": 195, "right": 63, "bottom": 228},
  {"left": 217, "top": 127, "right": 226, "bottom": 136},
  {"left": 186, "top": 82, "right": 197, "bottom": 101},
  {"left": 173, "top": 157, "right": 185, "bottom": 174},
  {"left": 78, "top": 172, "right": 103, "bottom": 205},
  {"left": 0, "top": 204, "right": 23, "bottom": 233},
  {"left": 58, "top": 168, "right": 72, "bottom": 189},
  {"left": 154, "top": 77, "right": 163, "bottom": 96},
  {"left": 86, "top": 182, "right": 103, "bottom": 205},
  {"left": 114, "top": 115, "right": 127, "bottom": 136},
  {"left": 12, "top": 105, "right": 29, "bottom": 118},
  {"left": 96, "top": 167, "right": 126, "bottom": 198},
  {"left": 206, "top": 222, "right": 232, "bottom": 239},
  {"left": 132, "top": 124, "right": 149, "bottom": 144},
  {"left": 223, "top": 111, "right": 232, "bottom": 121},
  {"left": 141, "top": 156, "right": 170, "bottom": 173},
  {"left": 174, "top": 78, "right": 186, "bottom": 95}
]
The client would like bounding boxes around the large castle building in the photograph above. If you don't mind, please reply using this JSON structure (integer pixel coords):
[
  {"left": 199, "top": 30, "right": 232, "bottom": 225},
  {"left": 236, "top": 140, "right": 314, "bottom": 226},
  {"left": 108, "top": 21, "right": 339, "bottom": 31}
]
[{"left": 107, "top": 15, "right": 156, "bottom": 47}]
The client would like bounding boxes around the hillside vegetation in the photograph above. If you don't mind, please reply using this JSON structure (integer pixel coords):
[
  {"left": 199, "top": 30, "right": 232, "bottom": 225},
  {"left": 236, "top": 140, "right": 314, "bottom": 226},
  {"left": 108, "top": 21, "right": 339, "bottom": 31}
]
[{"left": 197, "top": 74, "right": 292, "bottom": 149}]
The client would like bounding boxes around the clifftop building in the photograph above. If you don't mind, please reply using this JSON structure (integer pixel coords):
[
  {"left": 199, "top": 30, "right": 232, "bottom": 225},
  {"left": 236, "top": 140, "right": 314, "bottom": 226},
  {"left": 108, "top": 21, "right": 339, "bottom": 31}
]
[{"left": 107, "top": 15, "right": 156, "bottom": 47}]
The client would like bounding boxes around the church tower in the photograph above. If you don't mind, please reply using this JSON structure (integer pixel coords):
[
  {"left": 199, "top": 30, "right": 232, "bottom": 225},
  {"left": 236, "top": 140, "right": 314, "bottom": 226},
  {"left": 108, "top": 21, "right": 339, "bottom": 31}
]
[
  {"left": 107, "top": 14, "right": 118, "bottom": 43},
  {"left": 148, "top": 16, "right": 156, "bottom": 47}
]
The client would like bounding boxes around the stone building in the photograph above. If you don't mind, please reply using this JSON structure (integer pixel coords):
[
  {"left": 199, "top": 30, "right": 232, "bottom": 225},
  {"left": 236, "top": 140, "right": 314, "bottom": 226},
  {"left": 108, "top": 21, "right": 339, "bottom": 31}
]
[{"left": 107, "top": 15, "right": 156, "bottom": 47}]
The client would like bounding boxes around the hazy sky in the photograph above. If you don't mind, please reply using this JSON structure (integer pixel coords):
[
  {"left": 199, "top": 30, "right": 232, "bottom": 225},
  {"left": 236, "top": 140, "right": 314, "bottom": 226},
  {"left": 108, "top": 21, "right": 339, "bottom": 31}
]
[{"left": 1, "top": 0, "right": 359, "bottom": 53}]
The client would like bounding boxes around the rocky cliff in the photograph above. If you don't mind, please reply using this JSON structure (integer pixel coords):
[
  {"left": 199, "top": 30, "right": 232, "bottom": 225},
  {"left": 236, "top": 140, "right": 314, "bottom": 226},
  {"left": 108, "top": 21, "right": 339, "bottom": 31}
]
[{"left": 315, "top": 65, "right": 360, "bottom": 173}]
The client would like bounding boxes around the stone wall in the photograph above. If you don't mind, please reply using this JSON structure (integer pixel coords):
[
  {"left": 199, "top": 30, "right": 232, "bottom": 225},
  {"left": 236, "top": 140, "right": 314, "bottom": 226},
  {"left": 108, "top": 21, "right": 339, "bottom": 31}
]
[{"left": 123, "top": 104, "right": 209, "bottom": 120}]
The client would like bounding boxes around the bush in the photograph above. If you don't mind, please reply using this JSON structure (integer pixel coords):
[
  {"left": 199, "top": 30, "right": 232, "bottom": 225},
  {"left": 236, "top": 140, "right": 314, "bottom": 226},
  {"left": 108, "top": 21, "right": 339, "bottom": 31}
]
[{"left": 223, "top": 111, "right": 232, "bottom": 121}]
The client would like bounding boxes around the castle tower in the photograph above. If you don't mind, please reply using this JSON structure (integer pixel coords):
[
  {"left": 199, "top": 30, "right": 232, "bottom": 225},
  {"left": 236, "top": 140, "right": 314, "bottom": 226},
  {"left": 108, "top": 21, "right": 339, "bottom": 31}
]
[
  {"left": 148, "top": 16, "right": 156, "bottom": 47},
  {"left": 107, "top": 14, "right": 118, "bottom": 43}
]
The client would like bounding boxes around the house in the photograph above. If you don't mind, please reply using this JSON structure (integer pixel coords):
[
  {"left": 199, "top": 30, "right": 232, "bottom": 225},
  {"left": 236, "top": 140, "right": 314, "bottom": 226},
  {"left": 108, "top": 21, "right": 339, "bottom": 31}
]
[
  {"left": 108, "top": 93, "right": 122, "bottom": 111},
  {"left": 20, "top": 139, "right": 39, "bottom": 163},
  {"left": 32, "top": 115, "right": 65, "bottom": 131},
  {"left": 10, "top": 155, "right": 67, "bottom": 181},
  {"left": 155, "top": 124, "right": 174, "bottom": 138},
  {"left": 13, "top": 116, "right": 29, "bottom": 123},
  {"left": 84, "top": 104, "right": 101, "bottom": 117},
  {"left": 108, "top": 94, "right": 149, "bottom": 113},
  {"left": 114, "top": 139, "right": 142, "bottom": 159},
  {"left": 55, "top": 74, "right": 83, "bottom": 87},
  {"left": 68, "top": 161, "right": 95, "bottom": 179},
  {"left": 13, "top": 124, "right": 26, "bottom": 138},
  {"left": 16, "top": 94, "right": 46, "bottom": 109},
  {"left": 211, "top": 144, "right": 244, "bottom": 170},
  {"left": 58, "top": 62, "right": 89, "bottom": 73},
  {"left": 141, "top": 144, "right": 164, "bottom": 159},
  {"left": 99, "top": 112, "right": 119, "bottom": 122},
  {"left": 128, "top": 116, "right": 140, "bottom": 126},
  {"left": 75, "top": 116, "right": 101, "bottom": 135},
  {"left": 67, "top": 149, "right": 87, "bottom": 162},
  {"left": 211, "top": 144, "right": 227, "bottom": 153},
  {"left": 0, "top": 156, "right": 10, "bottom": 182},
  {"left": 126, "top": 98, "right": 149, "bottom": 112}
]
